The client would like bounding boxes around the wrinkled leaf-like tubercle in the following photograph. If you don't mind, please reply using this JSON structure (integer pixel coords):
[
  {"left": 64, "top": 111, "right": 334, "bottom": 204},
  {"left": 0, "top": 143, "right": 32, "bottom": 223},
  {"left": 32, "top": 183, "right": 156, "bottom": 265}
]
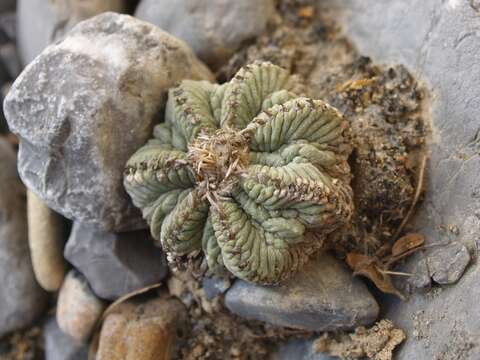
[{"left": 124, "top": 61, "right": 353, "bottom": 285}]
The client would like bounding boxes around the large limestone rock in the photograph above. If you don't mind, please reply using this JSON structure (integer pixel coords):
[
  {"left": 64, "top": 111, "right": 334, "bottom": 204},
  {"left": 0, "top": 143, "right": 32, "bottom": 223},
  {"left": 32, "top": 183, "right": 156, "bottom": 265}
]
[
  {"left": 328, "top": 0, "right": 480, "bottom": 358},
  {"left": 135, "top": 0, "right": 276, "bottom": 68},
  {"left": 225, "top": 253, "right": 379, "bottom": 331},
  {"left": 0, "top": 137, "right": 47, "bottom": 338},
  {"left": 5, "top": 12, "right": 214, "bottom": 232}
]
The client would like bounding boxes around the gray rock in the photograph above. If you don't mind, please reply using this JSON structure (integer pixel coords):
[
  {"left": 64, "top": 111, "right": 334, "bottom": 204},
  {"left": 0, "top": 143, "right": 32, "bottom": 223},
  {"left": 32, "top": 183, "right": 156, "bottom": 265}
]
[
  {"left": 18, "top": 0, "right": 127, "bottom": 66},
  {"left": 65, "top": 222, "right": 168, "bottom": 300},
  {"left": 0, "top": 137, "right": 47, "bottom": 338},
  {"left": 44, "top": 317, "right": 89, "bottom": 360},
  {"left": 0, "top": 12, "right": 16, "bottom": 42},
  {"left": 406, "top": 254, "right": 431, "bottom": 290},
  {"left": 5, "top": 12, "right": 213, "bottom": 232},
  {"left": 329, "top": 0, "right": 480, "bottom": 358},
  {"left": 202, "top": 276, "right": 231, "bottom": 300},
  {"left": 135, "top": 0, "right": 276, "bottom": 68},
  {"left": 0, "top": 0, "right": 15, "bottom": 14},
  {"left": 17, "top": 0, "right": 57, "bottom": 65},
  {"left": 57, "top": 270, "right": 106, "bottom": 342},
  {"left": 271, "top": 339, "right": 334, "bottom": 360},
  {"left": 428, "top": 242, "right": 471, "bottom": 285},
  {"left": 225, "top": 253, "right": 379, "bottom": 332}
]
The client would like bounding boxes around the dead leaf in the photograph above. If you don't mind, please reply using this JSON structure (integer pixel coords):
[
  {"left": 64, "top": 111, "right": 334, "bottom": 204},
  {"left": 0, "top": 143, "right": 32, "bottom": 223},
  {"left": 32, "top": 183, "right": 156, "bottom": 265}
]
[
  {"left": 355, "top": 263, "right": 405, "bottom": 300},
  {"left": 297, "top": 6, "right": 315, "bottom": 18},
  {"left": 391, "top": 233, "right": 424, "bottom": 257},
  {"left": 346, "top": 252, "right": 374, "bottom": 271},
  {"left": 346, "top": 252, "right": 405, "bottom": 300}
]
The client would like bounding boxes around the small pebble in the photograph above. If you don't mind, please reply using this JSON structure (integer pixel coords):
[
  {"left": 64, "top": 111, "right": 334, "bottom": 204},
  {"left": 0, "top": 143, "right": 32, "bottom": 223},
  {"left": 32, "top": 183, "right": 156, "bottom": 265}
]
[
  {"left": 97, "top": 296, "right": 188, "bottom": 360},
  {"left": 57, "top": 270, "right": 106, "bottom": 342},
  {"left": 428, "top": 242, "right": 471, "bottom": 284},
  {"left": 202, "top": 276, "right": 231, "bottom": 300},
  {"left": 28, "top": 190, "right": 68, "bottom": 292}
]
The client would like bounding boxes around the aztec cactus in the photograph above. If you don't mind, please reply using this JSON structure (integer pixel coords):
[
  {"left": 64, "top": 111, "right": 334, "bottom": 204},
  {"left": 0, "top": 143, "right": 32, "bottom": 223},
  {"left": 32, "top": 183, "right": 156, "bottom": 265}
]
[{"left": 124, "top": 62, "right": 354, "bottom": 284}]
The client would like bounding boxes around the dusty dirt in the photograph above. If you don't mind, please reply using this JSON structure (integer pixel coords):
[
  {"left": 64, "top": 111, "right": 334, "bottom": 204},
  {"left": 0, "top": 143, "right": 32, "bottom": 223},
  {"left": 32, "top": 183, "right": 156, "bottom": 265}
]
[
  {"left": 0, "top": 326, "right": 44, "bottom": 360},
  {"left": 168, "top": 270, "right": 310, "bottom": 360},
  {"left": 313, "top": 320, "right": 406, "bottom": 360},
  {"left": 220, "top": 0, "right": 427, "bottom": 258}
]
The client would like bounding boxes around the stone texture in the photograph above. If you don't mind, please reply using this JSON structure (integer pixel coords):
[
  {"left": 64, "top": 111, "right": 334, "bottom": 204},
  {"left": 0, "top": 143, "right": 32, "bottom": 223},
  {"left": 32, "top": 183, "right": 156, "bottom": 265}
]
[
  {"left": 0, "top": 137, "right": 47, "bottom": 338},
  {"left": 328, "top": 0, "right": 480, "bottom": 358},
  {"left": 271, "top": 339, "right": 334, "bottom": 360},
  {"left": 57, "top": 270, "right": 106, "bottom": 342},
  {"left": 27, "top": 189, "right": 68, "bottom": 291},
  {"left": 18, "top": 0, "right": 58, "bottom": 65},
  {"left": 97, "top": 296, "right": 188, "bottom": 360},
  {"left": 428, "top": 242, "right": 471, "bottom": 285},
  {"left": 405, "top": 253, "right": 431, "bottom": 290},
  {"left": 225, "top": 253, "right": 379, "bottom": 332},
  {"left": 65, "top": 222, "right": 168, "bottom": 300},
  {"left": 44, "top": 317, "right": 89, "bottom": 360},
  {"left": 18, "top": 0, "right": 127, "bottom": 66},
  {"left": 5, "top": 12, "right": 214, "bottom": 232},
  {"left": 202, "top": 276, "right": 231, "bottom": 300},
  {"left": 135, "top": 0, "right": 276, "bottom": 68}
]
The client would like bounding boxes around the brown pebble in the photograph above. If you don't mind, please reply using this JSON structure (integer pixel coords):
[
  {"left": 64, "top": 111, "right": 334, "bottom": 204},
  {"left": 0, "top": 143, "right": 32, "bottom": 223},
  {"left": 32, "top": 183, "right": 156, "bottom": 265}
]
[
  {"left": 57, "top": 270, "right": 106, "bottom": 342},
  {"left": 97, "top": 295, "right": 188, "bottom": 360}
]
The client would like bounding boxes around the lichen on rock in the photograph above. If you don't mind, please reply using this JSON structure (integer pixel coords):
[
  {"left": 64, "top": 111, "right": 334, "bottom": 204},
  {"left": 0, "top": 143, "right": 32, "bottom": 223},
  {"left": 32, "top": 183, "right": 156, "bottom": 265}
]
[{"left": 124, "top": 61, "right": 354, "bottom": 285}]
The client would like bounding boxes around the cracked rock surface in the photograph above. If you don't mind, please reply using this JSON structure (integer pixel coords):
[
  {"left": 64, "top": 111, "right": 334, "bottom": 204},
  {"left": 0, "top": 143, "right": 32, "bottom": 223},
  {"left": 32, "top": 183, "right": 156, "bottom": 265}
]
[
  {"left": 4, "top": 12, "right": 213, "bottom": 232},
  {"left": 330, "top": 1, "right": 480, "bottom": 358}
]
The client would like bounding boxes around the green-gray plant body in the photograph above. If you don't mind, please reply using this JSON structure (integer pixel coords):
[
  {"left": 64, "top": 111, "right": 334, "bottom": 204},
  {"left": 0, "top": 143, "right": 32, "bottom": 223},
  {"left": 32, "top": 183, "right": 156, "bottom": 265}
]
[{"left": 124, "top": 62, "right": 353, "bottom": 285}]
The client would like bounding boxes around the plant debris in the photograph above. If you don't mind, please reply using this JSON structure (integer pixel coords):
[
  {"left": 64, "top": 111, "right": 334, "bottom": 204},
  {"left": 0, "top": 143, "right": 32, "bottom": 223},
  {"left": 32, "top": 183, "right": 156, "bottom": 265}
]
[
  {"left": 313, "top": 319, "right": 406, "bottom": 360},
  {"left": 0, "top": 326, "right": 44, "bottom": 360},
  {"left": 346, "top": 233, "right": 425, "bottom": 299}
]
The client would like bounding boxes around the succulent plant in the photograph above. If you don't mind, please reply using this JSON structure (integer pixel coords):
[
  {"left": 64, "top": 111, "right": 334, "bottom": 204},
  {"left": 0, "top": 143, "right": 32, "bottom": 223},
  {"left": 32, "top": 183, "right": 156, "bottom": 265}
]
[{"left": 124, "top": 62, "right": 353, "bottom": 284}]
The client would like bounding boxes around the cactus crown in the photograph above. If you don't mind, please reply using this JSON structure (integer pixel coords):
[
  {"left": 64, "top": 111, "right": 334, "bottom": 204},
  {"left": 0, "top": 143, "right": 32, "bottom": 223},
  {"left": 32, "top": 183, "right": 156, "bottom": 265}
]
[{"left": 124, "top": 62, "right": 353, "bottom": 285}]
